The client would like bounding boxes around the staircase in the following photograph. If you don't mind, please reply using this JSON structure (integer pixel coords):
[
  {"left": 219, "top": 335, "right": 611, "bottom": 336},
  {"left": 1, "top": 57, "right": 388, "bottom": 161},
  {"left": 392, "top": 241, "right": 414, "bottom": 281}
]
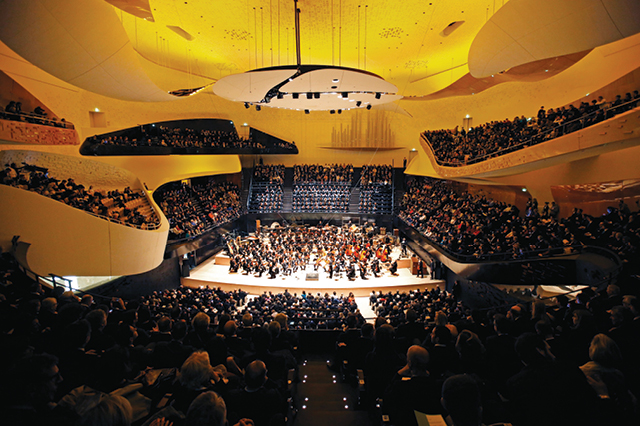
[
  {"left": 283, "top": 187, "right": 293, "bottom": 212},
  {"left": 348, "top": 187, "right": 361, "bottom": 213},
  {"left": 292, "top": 355, "right": 372, "bottom": 426}
]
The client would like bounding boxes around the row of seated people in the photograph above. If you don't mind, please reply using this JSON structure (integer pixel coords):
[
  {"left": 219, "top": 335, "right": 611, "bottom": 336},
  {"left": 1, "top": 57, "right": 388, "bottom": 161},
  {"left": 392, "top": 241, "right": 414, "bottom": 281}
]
[
  {"left": 252, "top": 164, "right": 285, "bottom": 184},
  {"left": 226, "top": 224, "right": 399, "bottom": 282},
  {"left": 89, "top": 126, "right": 259, "bottom": 151},
  {"left": 293, "top": 163, "right": 353, "bottom": 184},
  {"left": 245, "top": 290, "right": 363, "bottom": 330},
  {"left": 360, "top": 164, "right": 393, "bottom": 186},
  {"left": 398, "top": 176, "right": 640, "bottom": 266},
  {"left": 155, "top": 181, "right": 242, "bottom": 240},
  {"left": 425, "top": 90, "right": 640, "bottom": 166},
  {"left": 0, "top": 280, "right": 300, "bottom": 426},
  {"left": 248, "top": 186, "right": 282, "bottom": 213},
  {"left": 248, "top": 165, "right": 285, "bottom": 213},
  {"left": 359, "top": 164, "right": 394, "bottom": 214},
  {"left": 1, "top": 100, "right": 72, "bottom": 128},
  {"left": 0, "top": 162, "right": 159, "bottom": 229},
  {"left": 88, "top": 125, "right": 297, "bottom": 153},
  {"left": 359, "top": 185, "right": 393, "bottom": 214},
  {"left": 332, "top": 285, "right": 640, "bottom": 426},
  {"left": 292, "top": 184, "right": 350, "bottom": 212}
]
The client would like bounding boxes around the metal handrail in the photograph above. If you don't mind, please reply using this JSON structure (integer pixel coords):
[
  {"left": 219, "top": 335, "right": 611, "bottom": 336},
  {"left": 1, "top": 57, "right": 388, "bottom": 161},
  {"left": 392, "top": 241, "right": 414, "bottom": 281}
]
[
  {"left": 398, "top": 216, "right": 623, "bottom": 266},
  {"left": 167, "top": 212, "right": 243, "bottom": 243},
  {"left": 1, "top": 110, "right": 75, "bottom": 129},
  {"left": 424, "top": 98, "right": 640, "bottom": 167},
  {"left": 247, "top": 167, "right": 254, "bottom": 211},
  {"left": 86, "top": 210, "right": 162, "bottom": 230},
  {"left": 2, "top": 183, "right": 162, "bottom": 230}
]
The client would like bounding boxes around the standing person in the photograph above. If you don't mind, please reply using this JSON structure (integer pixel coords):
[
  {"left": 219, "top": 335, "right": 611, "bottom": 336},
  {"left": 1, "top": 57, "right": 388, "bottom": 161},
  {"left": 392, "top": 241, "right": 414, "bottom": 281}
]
[
  {"left": 417, "top": 259, "right": 424, "bottom": 278},
  {"left": 389, "top": 259, "right": 398, "bottom": 276}
]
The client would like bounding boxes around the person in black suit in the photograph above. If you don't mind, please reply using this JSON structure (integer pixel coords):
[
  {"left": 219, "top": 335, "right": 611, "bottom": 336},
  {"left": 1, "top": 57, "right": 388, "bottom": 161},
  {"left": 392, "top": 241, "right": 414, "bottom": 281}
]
[
  {"left": 151, "top": 320, "right": 194, "bottom": 368},
  {"left": 417, "top": 259, "right": 425, "bottom": 278},
  {"left": 389, "top": 259, "right": 398, "bottom": 276},
  {"left": 383, "top": 345, "right": 443, "bottom": 425},
  {"left": 503, "top": 333, "right": 599, "bottom": 426},
  {"left": 225, "top": 360, "right": 286, "bottom": 426}
]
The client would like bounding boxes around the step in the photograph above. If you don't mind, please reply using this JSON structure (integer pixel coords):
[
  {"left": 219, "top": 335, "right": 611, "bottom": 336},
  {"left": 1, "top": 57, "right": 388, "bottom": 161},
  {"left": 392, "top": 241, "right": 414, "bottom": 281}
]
[{"left": 293, "top": 356, "right": 373, "bottom": 426}]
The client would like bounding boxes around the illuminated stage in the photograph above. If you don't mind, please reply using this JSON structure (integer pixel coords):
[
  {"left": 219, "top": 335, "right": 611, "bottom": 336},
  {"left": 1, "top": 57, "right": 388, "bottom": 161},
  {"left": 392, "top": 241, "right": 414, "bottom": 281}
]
[{"left": 182, "top": 251, "right": 446, "bottom": 297}]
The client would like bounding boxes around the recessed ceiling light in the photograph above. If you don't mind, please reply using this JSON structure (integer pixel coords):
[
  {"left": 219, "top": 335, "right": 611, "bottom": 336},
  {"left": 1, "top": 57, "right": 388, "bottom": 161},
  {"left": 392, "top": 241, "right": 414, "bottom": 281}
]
[{"left": 332, "top": 79, "right": 339, "bottom": 82}]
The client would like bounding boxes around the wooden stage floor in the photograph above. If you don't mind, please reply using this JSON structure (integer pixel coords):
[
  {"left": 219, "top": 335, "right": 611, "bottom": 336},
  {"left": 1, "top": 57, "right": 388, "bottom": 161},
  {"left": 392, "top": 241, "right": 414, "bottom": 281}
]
[{"left": 182, "top": 254, "right": 446, "bottom": 297}]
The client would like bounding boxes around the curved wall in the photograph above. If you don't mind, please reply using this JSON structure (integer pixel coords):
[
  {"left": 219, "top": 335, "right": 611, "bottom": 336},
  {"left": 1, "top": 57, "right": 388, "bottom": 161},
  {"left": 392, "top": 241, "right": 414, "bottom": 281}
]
[
  {"left": 0, "top": 150, "right": 169, "bottom": 276},
  {"left": 0, "top": 185, "right": 168, "bottom": 277}
]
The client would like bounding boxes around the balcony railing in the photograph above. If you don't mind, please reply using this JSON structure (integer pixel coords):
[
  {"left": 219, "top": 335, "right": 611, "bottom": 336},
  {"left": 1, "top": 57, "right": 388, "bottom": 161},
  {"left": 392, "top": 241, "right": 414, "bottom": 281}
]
[
  {"left": 398, "top": 216, "right": 622, "bottom": 269},
  {"left": 424, "top": 98, "right": 639, "bottom": 167},
  {"left": 1, "top": 110, "right": 74, "bottom": 129}
]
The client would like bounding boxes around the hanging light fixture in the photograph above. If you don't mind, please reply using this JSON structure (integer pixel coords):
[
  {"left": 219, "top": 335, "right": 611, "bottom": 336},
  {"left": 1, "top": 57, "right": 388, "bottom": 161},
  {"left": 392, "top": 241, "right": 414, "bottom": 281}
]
[{"left": 213, "top": 0, "right": 401, "bottom": 112}]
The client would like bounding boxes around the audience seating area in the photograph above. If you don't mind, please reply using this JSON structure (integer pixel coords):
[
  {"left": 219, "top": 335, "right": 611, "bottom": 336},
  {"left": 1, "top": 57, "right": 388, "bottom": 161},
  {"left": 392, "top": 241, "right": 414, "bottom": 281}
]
[
  {"left": 154, "top": 180, "right": 242, "bottom": 241},
  {"left": 83, "top": 122, "right": 297, "bottom": 155},
  {"left": 1, "top": 162, "right": 159, "bottom": 229},
  {"left": 359, "top": 164, "right": 393, "bottom": 214},
  {"left": 292, "top": 164, "right": 354, "bottom": 213},
  {"left": 1, "top": 253, "right": 639, "bottom": 426},
  {"left": 1, "top": 100, "right": 73, "bottom": 129},
  {"left": 399, "top": 176, "right": 639, "bottom": 268},
  {"left": 248, "top": 165, "right": 285, "bottom": 213},
  {"left": 424, "top": 90, "right": 640, "bottom": 166}
]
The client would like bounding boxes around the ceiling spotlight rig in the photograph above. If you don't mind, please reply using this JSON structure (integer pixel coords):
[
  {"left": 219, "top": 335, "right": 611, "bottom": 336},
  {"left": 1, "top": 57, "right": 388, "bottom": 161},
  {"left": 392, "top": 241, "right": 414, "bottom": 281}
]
[{"left": 213, "top": 0, "right": 401, "bottom": 112}]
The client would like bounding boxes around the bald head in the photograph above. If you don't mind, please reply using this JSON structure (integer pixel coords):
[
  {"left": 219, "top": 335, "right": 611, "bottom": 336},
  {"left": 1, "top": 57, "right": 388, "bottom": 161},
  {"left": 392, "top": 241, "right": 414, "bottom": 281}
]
[
  {"left": 245, "top": 360, "right": 267, "bottom": 390},
  {"left": 407, "top": 345, "right": 430, "bottom": 373}
]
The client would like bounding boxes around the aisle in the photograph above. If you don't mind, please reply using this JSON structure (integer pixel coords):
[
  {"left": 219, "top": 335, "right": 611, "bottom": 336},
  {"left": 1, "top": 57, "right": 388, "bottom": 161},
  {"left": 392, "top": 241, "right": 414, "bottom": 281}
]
[
  {"left": 292, "top": 355, "right": 373, "bottom": 426},
  {"left": 355, "top": 296, "right": 376, "bottom": 322}
]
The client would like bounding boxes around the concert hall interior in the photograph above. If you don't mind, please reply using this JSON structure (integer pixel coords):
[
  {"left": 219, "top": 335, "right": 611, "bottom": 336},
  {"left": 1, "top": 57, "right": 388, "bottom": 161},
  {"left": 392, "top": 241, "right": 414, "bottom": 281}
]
[{"left": 1, "top": 1, "right": 640, "bottom": 426}]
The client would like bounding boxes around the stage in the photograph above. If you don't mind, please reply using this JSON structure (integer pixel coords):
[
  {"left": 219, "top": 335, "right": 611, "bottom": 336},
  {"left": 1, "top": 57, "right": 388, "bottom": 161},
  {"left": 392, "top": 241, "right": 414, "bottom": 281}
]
[{"left": 182, "top": 252, "right": 446, "bottom": 297}]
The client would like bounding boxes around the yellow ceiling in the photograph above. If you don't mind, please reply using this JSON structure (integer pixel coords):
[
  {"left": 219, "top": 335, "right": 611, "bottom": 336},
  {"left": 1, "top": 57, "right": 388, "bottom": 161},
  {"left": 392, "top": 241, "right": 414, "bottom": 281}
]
[{"left": 116, "top": 0, "right": 509, "bottom": 97}]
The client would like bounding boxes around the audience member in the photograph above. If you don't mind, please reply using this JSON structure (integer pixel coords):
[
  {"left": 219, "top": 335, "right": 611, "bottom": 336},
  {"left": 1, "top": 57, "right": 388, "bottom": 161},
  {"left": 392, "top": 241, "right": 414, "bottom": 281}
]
[{"left": 424, "top": 89, "right": 640, "bottom": 166}]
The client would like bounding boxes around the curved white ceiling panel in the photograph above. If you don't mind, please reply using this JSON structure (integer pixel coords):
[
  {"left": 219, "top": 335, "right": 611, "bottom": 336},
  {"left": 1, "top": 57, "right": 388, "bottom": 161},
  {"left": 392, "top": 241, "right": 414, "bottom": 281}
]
[
  {"left": 468, "top": 0, "right": 640, "bottom": 78},
  {"left": 0, "top": 0, "right": 175, "bottom": 102}
]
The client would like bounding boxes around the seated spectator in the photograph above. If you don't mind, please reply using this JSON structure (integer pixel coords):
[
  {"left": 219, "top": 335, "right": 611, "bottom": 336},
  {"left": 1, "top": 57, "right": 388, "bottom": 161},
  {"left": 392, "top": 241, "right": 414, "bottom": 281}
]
[
  {"left": 383, "top": 345, "right": 443, "bottom": 425},
  {"left": 580, "top": 334, "right": 637, "bottom": 424},
  {"left": 78, "top": 394, "right": 132, "bottom": 426},
  {"left": 185, "top": 391, "right": 255, "bottom": 426},
  {"left": 364, "top": 324, "right": 405, "bottom": 402},
  {"left": 440, "top": 374, "right": 510, "bottom": 426},
  {"left": 225, "top": 360, "right": 286, "bottom": 426},
  {"left": 503, "top": 333, "right": 599, "bottom": 426}
]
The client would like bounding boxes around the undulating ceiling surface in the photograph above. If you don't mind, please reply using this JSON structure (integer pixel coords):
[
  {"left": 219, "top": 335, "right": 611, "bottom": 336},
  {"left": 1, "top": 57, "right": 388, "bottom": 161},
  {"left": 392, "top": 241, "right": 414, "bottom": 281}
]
[
  {"left": 468, "top": 0, "right": 640, "bottom": 78},
  {"left": 3, "top": 0, "right": 638, "bottom": 104}
]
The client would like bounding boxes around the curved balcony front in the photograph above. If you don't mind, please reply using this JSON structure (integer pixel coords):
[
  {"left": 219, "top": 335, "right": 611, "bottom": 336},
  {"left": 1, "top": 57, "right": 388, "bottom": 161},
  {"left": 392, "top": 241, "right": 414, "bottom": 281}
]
[
  {"left": 418, "top": 105, "right": 640, "bottom": 181},
  {"left": 0, "top": 150, "right": 168, "bottom": 277}
]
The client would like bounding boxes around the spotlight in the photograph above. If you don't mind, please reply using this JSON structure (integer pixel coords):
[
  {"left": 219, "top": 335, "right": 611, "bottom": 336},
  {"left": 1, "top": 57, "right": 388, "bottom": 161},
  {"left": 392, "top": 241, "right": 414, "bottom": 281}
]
[
  {"left": 314, "top": 92, "right": 320, "bottom": 99},
  {"left": 306, "top": 92, "right": 313, "bottom": 99},
  {"left": 375, "top": 93, "right": 381, "bottom": 99},
  {"left": 292, "top": 93, "right": 299, "bottom": 99},
  {"left": 277, "top": 93, "right": 284, "bottom": 99},
  {"left": 244, "top": 102, "right": 250, "bottom": 109},
  {"left": 338, "top": 109, "right": 342, "bottom": 114},
  {"left": 366, "top": 104, "right": 372, "bottom": 110},
  {"left": 305, "top": 109, "right": 310, "bottom": 114},
  {"left": 255, "top": 105, "right": 261, "bottom": 111},
  {"left": 356, "top": 101, "right": 362, "bottom": 107},
  {"left": 342, "top": 92, "right": 349, "bottom": 98},
  {"left": 330, "top": 110, "right": 335, "bottom": 114}
]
